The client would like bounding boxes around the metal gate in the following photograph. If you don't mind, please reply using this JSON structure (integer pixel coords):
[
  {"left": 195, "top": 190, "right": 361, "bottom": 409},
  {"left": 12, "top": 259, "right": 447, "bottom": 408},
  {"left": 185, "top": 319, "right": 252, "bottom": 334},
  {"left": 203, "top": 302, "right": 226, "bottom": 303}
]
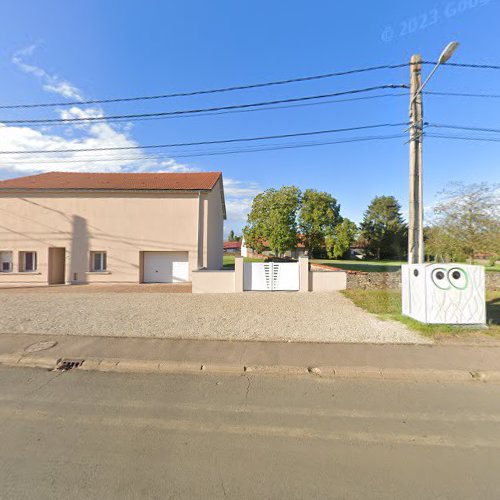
[{"left": 243, "top": 262, "right": 300, "bottom": 291}]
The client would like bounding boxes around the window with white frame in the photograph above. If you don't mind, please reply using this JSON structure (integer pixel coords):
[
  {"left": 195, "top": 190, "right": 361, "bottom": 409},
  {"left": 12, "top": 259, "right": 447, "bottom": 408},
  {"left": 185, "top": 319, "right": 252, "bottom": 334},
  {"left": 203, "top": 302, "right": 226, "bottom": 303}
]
[
  {"left": 90, "top": 251, "right": 107, "bottom": 272},
  {"left": 19, "top": 251, "right": 37, "bottom": 272},
  {"left": 0, "top": 251, "right": 13, "bottom": 272}
]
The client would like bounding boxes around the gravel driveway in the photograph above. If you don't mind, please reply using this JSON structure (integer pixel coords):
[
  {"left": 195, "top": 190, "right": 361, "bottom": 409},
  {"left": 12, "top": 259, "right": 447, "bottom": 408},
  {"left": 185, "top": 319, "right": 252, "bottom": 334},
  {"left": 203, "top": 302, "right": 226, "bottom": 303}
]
[{"left": 0, "top": 290, "right": 429, "bottom": 344}]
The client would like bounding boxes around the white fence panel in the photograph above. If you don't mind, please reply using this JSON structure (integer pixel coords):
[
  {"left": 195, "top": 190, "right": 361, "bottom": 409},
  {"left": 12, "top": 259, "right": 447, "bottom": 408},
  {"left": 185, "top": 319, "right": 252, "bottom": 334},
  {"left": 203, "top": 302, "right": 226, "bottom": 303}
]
[
  {"left": 243, "top": 262, "right": 299, "bottom": 291},
  {"left": 243, "top": 263, "right": 271, "bottom": 291},
  {"left": 273, "top": 262, "right": 300, "bottom": 291}
]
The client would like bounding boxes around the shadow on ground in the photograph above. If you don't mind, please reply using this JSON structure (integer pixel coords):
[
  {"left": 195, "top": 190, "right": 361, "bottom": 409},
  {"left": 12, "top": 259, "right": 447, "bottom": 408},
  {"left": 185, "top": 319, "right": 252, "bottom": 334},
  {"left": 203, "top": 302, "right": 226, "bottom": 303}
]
[{"left": 488, "top": 296, "right": 499, "bottom": 325}]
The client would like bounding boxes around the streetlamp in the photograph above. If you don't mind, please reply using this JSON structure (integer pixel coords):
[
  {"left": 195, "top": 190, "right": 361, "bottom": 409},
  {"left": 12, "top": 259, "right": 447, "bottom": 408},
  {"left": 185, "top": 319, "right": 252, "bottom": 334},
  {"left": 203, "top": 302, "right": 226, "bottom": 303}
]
[{"left": 408, "top": 41, "right": 459, "bottom": 264}]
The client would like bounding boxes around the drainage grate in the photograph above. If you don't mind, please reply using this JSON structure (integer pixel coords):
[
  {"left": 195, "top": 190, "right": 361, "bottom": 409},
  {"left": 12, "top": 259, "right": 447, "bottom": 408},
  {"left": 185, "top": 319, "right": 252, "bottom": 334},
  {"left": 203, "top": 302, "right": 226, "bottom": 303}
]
[{"left": 55, "top": 358, "right": 84, "bottom": 371}]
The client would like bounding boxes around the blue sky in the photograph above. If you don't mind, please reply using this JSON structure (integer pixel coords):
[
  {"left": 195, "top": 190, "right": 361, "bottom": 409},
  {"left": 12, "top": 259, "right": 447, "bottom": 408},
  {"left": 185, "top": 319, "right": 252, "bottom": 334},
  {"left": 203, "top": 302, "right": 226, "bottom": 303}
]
[{"left": 0, "top": 0, "right": 499, "bottom": 235}]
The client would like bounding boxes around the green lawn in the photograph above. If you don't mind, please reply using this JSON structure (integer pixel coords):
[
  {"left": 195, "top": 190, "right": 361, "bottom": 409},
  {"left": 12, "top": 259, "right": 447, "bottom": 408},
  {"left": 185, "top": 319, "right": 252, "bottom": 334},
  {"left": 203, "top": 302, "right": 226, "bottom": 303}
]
[
  {"left": 312, "top": 259, "right": 404, "bottom": 273},
  {"left": 222, "top": 254, "right": 264, "bottom": 269},
  {"left": 341, "top": 289, "right": 500, "bottom": 339},
  {"left": 312, "top": 259, "right": 499, "bottom": 273}
]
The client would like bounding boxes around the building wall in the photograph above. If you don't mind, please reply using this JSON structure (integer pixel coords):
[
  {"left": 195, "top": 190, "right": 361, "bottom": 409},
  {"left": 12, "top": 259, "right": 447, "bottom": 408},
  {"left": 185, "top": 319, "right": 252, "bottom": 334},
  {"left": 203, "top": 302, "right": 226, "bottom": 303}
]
[
  {"left": 0, "top": 189, "right": 223, "bottom": 285},
  {"left": 205, "top": 180, "right": 224, "bottom": 270}
]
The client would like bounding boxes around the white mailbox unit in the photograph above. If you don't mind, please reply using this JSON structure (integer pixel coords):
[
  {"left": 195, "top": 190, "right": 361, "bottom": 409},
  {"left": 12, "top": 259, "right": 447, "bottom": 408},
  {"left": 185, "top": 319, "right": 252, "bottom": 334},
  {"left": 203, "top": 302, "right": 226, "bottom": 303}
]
[{"left": 401, "top": 264, "right": 486, "bottom": 325}]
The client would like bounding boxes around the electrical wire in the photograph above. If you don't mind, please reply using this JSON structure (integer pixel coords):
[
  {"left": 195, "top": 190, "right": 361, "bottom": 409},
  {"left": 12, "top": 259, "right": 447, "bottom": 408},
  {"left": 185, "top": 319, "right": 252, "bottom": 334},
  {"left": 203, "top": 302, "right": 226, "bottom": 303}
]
[
  {"left": 0, "top": 85, "right": 408, "bottom": 125},
  {"left": 7, "top": 89, "right": 499, "bottom": 129},
  {"left": 425, "top": 90, "right": 500, "bottom": 99},
  {"left": 422, "top": 61, "right": 500, "bottom": 70},
  {"left": 5, "top": 131, "right": 497, "bottom": 165},
  {"left": 9, "top": 90, "right": 500, "bottom": 129},
  {"left": 427, "top": 123, "right": 500, "bottom": 134},
  {"left": 0, "top": 133, "right": 408, "bottom": 164},
  {"left": 426, "top": 133, "right": 500, "bottom": 143},
  {"left": 0, "top": 63, "right": 412, "bottom": 109},
  {"left": 0, "top": 122, "right": 408, "bottom": 155},
  {"left": 13, "top": 91, "right": 411, "bottom": 127},
  {"left": 1, "top": 60, "right": 498, "bottom": 110}
]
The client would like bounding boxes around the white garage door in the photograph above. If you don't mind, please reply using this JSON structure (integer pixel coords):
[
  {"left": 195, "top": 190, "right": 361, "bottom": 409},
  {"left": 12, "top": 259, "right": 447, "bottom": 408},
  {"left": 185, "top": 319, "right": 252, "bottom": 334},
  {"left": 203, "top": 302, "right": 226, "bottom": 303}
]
[{"left": 143, "top": 251, "right": 189, "bottom": 283}]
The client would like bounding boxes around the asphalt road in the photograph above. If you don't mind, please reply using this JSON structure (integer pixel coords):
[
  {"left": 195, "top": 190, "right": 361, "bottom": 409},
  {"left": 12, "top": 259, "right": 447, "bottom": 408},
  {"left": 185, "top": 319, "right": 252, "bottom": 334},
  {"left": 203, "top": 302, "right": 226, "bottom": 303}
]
[{"left": 0, "top": 367, "right": 499, "bottom": 499}]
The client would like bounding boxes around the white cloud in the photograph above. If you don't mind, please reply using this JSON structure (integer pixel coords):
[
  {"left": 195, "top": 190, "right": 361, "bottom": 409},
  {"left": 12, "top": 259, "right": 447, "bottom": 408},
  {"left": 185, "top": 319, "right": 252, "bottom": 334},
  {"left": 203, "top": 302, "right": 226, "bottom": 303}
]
[
  {"left": 223, "top": 178, "right": 261, "bottom": 234},
  {"left": 223, "top": 178, "right": 261, "bottom": 198},
  {"left": 12, "top": 44, "right": 84, "bottom": 101},
  {"left": 2, "top": 46, "right": 191, "bottom": 175}
]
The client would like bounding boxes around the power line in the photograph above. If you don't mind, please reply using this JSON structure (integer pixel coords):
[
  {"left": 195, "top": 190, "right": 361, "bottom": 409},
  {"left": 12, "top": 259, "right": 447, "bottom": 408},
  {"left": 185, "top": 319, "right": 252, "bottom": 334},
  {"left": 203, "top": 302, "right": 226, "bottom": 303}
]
[
  {"left": 425, "top": 90, "right": 500, "bottom": 99},
  {"left": 423, "top": 61, "right": 500, "bottom": 70},
  {"left": 0, "top": 85, "right": 407, "bottom": 125},
  {"left": 427, "top": 123, "right": 500, "bottom": 134},
  {"left": 0, "top": 63, "right": 412, "bottom": 109},
  {"left": 10, "top": 90, "right": 500, "bottom": 129},
  {"left": 1, "top": 60, "right": 498, "bottom": 111},
  {"left": 2, "top": 60, "right": 499, "bottom": 110},
  {"left": 0, "top": 122, "right": 407, "bottom": 155},
  {"left": 426, "top": 133, "right": 500, "bottom": 143},
  {"left": 6, "top": 129, "right": 498, "bottom": 164},
  {"left": 18, "top": 91, "right": 411, "bottom": 127},
  {"left": 9, "top": 89, "right": 499, "bottom": 129},
  {"left": 0, "top": 133, "right": 407, "bottom": 163}
]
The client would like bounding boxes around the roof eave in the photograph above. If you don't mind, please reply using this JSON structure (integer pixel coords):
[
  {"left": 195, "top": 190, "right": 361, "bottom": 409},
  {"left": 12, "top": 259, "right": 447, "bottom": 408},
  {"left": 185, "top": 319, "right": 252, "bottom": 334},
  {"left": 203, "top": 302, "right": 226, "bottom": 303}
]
[{"left": 0, "top": 187, "right": 215, "bottom": 194}]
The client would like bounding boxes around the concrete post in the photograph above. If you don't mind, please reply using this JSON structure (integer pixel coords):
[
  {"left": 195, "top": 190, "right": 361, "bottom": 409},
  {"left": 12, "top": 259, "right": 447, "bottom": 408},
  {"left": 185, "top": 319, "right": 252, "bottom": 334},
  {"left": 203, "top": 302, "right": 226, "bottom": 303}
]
[
  {"left": 408, "top": 54, "right": 423, "bottom": 264},
  {"left": 299, "top": 256, "right": 309, "bottom": 292},
  {"left": 234, "top": 256, "right": 244, "bottom": 292}
]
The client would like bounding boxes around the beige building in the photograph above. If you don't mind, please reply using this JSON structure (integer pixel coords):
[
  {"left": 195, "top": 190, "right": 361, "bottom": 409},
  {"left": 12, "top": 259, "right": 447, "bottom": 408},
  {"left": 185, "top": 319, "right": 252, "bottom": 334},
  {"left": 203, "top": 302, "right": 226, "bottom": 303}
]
[{"left": 0, "top": 171, "right": 226, "bottom": 285}]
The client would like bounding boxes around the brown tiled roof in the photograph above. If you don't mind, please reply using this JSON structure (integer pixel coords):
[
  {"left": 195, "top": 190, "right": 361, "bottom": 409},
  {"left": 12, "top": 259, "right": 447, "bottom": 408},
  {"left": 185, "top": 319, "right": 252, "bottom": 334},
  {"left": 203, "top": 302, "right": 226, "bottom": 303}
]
[
  {"left": 254, "top": 234, "right": 306, "bottom": 249},
  {"left": 0, "top": 171, "right": 222, "bottom": 191},
  {"left": 224, "top": 241, "right": 242, "bottom": 250}
]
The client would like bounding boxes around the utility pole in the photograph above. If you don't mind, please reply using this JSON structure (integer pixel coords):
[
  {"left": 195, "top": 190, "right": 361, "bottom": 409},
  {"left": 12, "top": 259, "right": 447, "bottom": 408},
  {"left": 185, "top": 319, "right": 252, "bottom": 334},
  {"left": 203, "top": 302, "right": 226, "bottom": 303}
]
[
  {"left": 408, "top": 54, "right": 424, "bottom": 264},
  {"left": 407, "top": 42, "right": 459, "bottom": 264}
]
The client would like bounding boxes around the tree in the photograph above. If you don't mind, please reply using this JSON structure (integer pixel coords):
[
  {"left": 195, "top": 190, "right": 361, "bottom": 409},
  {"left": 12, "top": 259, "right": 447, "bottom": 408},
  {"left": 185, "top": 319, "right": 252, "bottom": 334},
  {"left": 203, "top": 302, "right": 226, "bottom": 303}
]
[
  {"left": 360, "top": 196, "right": 407, "bottom": 259},
  {"left": 228, "top": 230, "right": 235, "bottom": 242},
  {"left": 325, "top": 218, "right": 357, "bottom": 259},
  {"left": 298, "top": 189, "right": 342, "bottom": 256},
  {"left": 243, "top": 186, "right": 301, "bottom": 256},
  {"left": 426, "top": 182, "right": 500, "bottom": 263}
]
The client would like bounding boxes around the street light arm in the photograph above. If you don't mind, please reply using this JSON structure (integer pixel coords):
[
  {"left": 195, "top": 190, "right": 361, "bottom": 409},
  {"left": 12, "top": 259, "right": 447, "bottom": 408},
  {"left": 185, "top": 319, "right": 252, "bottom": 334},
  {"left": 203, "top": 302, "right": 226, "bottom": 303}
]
[
  {"left": 409, "top": 62, "right": 440, "bottom": 109},
  {"left": 409, "top": 41, "right": 459, "bottom": 108}
]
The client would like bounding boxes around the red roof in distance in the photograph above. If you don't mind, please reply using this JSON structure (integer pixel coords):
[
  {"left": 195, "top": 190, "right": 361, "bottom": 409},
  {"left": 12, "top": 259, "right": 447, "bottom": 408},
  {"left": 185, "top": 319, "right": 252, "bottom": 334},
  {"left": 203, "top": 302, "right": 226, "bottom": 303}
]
[{"left": 223, "top": 241, "right": 242, "bottom": 250}]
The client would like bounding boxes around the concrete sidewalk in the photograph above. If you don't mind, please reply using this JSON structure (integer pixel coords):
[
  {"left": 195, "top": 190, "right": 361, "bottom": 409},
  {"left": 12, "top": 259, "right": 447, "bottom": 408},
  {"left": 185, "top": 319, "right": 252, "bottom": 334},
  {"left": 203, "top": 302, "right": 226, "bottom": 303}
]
[{"left": 1, "top": 332, "right": 500, "bottom": 382}]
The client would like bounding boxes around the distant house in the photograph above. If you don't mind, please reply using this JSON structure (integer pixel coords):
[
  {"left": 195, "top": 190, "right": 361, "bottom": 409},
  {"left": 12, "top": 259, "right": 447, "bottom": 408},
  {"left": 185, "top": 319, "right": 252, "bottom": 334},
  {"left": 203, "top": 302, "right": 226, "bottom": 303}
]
[
  {"left": 0, "top": 171, "right": 226, "bottom": 285},
  {"left": 223, "top": 241, "right": 242, "bottom": 254},
  {"left": 241, "top": 236, "right": 307, "bottom": 259},
  {"left": 350, "top": 244, "right": 366, "bottom": 260}
]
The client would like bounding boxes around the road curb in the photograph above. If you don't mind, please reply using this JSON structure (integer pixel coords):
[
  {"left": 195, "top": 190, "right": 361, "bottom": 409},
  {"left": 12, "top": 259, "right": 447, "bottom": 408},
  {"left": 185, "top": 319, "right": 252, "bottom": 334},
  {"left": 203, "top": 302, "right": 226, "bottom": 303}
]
[
  {"left": 244, "top": 365, "right": 309, "bottom": 376},
  {"left": 1, "top": 354, "right": 500, "bottom": 382}
]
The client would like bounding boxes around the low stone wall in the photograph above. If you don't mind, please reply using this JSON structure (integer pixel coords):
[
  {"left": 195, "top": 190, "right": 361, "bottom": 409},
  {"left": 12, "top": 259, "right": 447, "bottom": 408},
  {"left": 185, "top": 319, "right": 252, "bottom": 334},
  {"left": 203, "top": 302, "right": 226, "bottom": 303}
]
[
  {"left": 346, "top": 271, "right": 401, "bottom": 290},
  {"left": 347, "top": 270, "right": 499, "bottom": 291},
  {"left": 486, "top": 272, "right": 499, "bottom": 291}
]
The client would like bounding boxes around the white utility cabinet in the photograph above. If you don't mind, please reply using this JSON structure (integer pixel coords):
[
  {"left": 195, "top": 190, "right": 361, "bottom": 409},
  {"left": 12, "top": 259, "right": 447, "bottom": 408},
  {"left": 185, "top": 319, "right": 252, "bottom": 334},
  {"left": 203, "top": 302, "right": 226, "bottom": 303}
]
[{"left": 401, "top": 264, "right": 486, "bottom": 324}]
